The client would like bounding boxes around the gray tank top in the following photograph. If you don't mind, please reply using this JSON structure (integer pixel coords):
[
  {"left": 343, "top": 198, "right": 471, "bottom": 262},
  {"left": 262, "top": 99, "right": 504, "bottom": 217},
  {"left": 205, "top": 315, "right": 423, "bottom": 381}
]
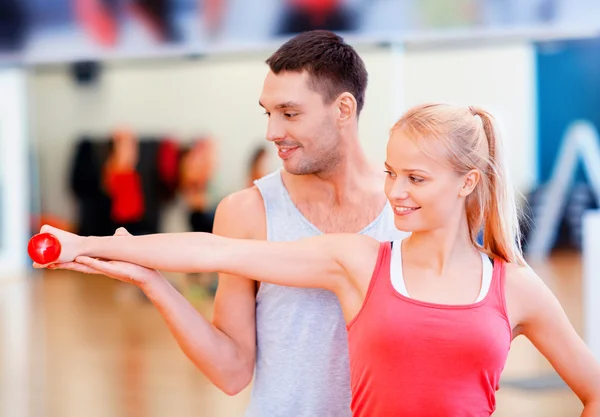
[{"left": 244, "top": 170, "right": 408, "bottom": 417}]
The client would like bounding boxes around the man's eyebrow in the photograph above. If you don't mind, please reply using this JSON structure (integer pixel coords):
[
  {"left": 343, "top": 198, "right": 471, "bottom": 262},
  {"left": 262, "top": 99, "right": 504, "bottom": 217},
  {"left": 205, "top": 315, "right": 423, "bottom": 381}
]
[
  {"left": 259, "top": 100, "right": 301, "bottom": 109},
  {"left": 275, "top": 101, "right": 300, "bottom": 109}
]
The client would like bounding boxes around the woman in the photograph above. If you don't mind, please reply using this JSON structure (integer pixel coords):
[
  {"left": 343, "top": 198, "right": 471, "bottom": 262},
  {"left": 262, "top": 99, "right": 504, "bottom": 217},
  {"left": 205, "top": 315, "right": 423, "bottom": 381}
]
[{"left": 36, "top": 104, "right": 600, "bottom": 416}]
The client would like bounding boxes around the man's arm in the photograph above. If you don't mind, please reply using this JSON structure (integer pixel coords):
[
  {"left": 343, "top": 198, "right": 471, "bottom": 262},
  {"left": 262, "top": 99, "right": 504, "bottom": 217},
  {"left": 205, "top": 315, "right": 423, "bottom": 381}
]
[
  {"left": 144, "top": 189, "right": 263, "bottom": 394},
  {"left": 136, "top": 189, "right": 262, "bottom": 394},
  {"left": 49, "top": 188, "right": 264, "bottom": 395},
  {"left": 207, "top": 187, "right": 264, "bottom": 394}
]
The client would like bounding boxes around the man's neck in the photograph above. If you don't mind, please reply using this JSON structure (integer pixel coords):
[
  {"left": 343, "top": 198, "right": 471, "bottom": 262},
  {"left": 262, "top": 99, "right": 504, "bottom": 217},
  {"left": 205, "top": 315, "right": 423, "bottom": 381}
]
[{"left": 282, "top": 145, "right": 383, "bottom": 206}]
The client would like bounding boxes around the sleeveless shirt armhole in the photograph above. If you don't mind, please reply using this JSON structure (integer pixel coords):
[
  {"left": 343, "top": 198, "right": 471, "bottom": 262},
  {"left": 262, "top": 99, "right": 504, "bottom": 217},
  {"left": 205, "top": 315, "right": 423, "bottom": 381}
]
[
  {"left": 254, "top": 184, "right": 272, "bottom": 241},
  {"left": 494, "top": 259, "right": 512, "bottom": 335},
  {"left": 253, "top": 184, "right": 271, "bottom": 298},
  {"left": 346, "top": 241, "right": 391, "bottom": 331}
]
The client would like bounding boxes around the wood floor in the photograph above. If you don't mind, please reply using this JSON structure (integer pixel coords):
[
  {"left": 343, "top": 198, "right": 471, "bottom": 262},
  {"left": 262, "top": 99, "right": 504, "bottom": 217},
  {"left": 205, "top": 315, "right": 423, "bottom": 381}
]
[{"left": 0, "top": 251, "right": 587, "bottom": 417}]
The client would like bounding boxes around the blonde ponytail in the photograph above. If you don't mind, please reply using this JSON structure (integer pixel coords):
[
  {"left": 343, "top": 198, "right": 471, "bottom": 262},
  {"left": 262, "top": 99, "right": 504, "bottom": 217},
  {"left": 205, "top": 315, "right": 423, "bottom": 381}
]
[{"left": 469, "top": 106, "right": 526, "bottom": 265}]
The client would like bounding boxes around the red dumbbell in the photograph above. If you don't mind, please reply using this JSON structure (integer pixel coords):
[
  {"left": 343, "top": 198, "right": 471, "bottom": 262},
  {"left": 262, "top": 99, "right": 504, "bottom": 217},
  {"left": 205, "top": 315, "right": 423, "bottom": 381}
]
[{"left": 28, "top": 233, "right": 62, "bottom": 265}]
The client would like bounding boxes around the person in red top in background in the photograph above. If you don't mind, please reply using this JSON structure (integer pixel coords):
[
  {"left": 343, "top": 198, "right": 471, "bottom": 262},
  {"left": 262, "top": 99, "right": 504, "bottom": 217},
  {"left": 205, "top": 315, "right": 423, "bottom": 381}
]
[
  {"left": 103, "top": 128, "right": 145, "bottom": 225},
  {"left": 36, "top": 103, "right": 600, "bottom": 416}
]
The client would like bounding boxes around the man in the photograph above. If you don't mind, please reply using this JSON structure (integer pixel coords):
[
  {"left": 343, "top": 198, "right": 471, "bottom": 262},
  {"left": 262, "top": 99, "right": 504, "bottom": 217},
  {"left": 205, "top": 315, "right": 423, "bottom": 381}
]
[{"left": 64, "top": 30, "right": 408, "bottom": 416}]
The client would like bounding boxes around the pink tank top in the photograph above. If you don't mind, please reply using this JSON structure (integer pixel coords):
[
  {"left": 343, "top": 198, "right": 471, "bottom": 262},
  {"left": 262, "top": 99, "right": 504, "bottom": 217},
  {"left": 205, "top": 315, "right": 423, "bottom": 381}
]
[{"left": 347, "top": 242, "right": 512, "bottom": 417}]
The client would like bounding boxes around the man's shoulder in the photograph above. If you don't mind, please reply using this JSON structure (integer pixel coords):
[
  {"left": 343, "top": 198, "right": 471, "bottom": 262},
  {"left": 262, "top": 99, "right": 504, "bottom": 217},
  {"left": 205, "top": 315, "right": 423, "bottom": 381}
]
[
  {"left": 218, "top": 186, "right": 264, "bottom": 211},
  {"left": 214, "top": 186, "right": 266, "bottom": 239}
]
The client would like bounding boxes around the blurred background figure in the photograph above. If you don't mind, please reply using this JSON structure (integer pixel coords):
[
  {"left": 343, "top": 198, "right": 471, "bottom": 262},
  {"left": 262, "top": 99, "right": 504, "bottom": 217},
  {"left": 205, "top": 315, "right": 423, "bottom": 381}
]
[
  {"left": 103, "top": 128, "right": 144, "bottom": 228},
  {"left": 69, "top": 128, "right": 180, "bottom": 237},
  {"left": 74, "top": 0, "right": 183, "bottom": 47},
  {"left": 74, "top": 0, "right": 120, "bottom": 47},
  {"left": 247, "top": 144, "right": 269, "bottom": 188},
  {"left": 275, "top": 0, "right": 359, "bottom": 34},
  {"left": 179, "top": 136, "right": 217, "bottom": 233}
]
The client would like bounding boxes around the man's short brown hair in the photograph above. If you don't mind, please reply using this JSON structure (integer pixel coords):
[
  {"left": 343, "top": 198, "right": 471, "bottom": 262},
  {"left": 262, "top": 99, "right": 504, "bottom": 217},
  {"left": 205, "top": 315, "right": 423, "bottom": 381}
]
[{"left": 266, "top": 30, "right": 368, "bottom": 115}]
